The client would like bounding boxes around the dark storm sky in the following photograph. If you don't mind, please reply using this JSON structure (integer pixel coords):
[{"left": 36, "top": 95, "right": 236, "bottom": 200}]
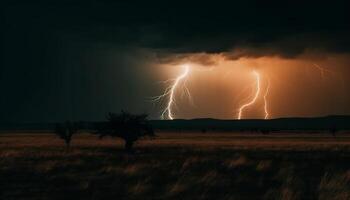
[{"left": 1, "top": 1, "right": 349, "bottom": 122}]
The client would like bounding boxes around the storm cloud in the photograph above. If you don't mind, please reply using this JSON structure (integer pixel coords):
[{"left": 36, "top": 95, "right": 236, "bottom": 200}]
[
  {"left": 2, "top": 1, "right": 349, "bottom": 57},
  {"left": 1, "top": 1, "right": 349, "bottom": 121}
]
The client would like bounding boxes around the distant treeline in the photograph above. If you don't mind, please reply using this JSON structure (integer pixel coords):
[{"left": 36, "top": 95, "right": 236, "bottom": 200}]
[{"left": 1, "top": 115, "right": 350, "bottom": 133}]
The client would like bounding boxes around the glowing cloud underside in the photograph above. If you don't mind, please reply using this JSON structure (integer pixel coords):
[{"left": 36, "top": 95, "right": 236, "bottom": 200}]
[{"left": 237, "top": 71, "right": 261, "bottom": 120}]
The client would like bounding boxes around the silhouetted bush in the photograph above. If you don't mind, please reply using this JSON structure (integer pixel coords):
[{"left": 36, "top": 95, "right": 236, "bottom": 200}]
[
  {"left": 329, "top": 126, "right": 338, "bottom": 137},
  {"left": 260, "top": 129, "right": 270, "bottom": 135},
  {"left": 94, "top": 111, "right": 155, "bottom": 152},
  {"left": 54, "top": 121, "right": 78, "bottom": 147},
  {"left": 251, "top": 128, "right": 259, "bottom": 133}
]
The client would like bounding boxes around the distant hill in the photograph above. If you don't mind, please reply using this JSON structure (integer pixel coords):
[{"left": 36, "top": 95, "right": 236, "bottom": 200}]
[
  {"left": 150, "top": 115, "right": 350, "bottom": 131},
  {"left": 1, "top": 115, "right": 350, "bottom": 133}
]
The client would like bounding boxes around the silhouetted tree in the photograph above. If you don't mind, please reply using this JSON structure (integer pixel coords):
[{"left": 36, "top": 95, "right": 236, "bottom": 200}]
[
  {"left": 260, "top": 128, "right": 270, "bottom": 135},
  {"left": 251, "top": 128, "right": 259, "bottom": 133},
  {"left": 54, "top": 121, "right": 78, "bottom": 147},
  {"left": 329, "top": 125, "right": 338, "bottom": 137},
  {"left": 94, "top": 111, "right": 155, "bottom": 153}
]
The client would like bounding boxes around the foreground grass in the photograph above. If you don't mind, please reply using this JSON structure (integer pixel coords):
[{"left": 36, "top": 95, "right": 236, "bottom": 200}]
[{"left": 1, "top": 132, "right": 350, "bottom": 200}]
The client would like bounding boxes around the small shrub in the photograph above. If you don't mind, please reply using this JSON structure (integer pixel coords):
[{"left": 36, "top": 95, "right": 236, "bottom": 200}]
[{"left": 54, "top": 121, "right": 78, "bottom": 147}]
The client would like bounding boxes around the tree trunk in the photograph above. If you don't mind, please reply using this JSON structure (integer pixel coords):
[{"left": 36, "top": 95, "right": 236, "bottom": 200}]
[
  {"left": 124, "top": 140, "right": 134, "bottom": 153},
  {"left": 65, "top": 140, "right": 71, "bottom": 152},
  {"left": 332, "top": 131, "right": 336, "bottom": 138}
]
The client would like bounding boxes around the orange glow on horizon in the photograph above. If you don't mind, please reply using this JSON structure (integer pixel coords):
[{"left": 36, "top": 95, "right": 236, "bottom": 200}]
[{"left": 152, "top": 52, "right": 349, "bottom": 119}]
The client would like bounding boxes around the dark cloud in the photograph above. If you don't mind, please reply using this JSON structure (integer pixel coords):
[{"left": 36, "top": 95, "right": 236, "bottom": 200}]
[{"left": 2, "top": 1, "right": 349, "bottom": 57}]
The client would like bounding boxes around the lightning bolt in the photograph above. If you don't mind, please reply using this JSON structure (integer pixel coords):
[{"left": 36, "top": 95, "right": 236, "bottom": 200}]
[
  {"left": 237, "top": 70, "right": 261, "bottom": 120},
  {"left": 152, "top": 64, "right": 191, "bottom": 119},
  {"left": 263, "top": 79, "right": 270, "bottom": 119},
  {"left": 310, "top": 63, "right": 345, "bottom": 92},
  {"left": 312, "top": 63, "right": 334, "bottom": 79}
]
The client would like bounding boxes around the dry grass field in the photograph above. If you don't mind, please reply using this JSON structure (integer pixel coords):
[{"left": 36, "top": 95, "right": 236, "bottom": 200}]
[{"left": 1, "top": 132, "right": 350, "bottom": 200}]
